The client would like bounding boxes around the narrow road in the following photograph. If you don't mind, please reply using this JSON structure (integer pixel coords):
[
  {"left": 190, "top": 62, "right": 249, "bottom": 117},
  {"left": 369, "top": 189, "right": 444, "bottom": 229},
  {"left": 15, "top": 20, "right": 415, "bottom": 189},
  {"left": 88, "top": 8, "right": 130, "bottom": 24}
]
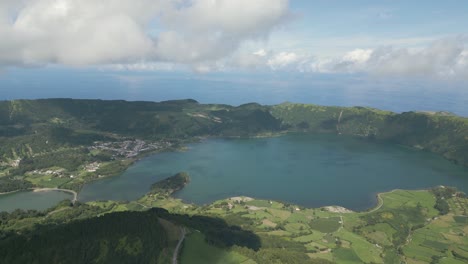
[
  {"left": 368, "top": 189, "right": 427, "bottom": 213},
  {"left": 338, "top": 110, "right": 343, "bottom": 123},
  {"left": 172, "top": 227, "right": 186, "bottom": 264},
  {"left": 368, "top": 193, "right": 385, "bottom": 213},
  {"left": 33, "top": 188, "right": 78, "bottom": 204},
  {"left": 46, "top": 207, "right": 71, "bottom": 217},
  {"left": 136, "top": 202, "right": 149, "bottom": 209},
  {"left": 338, "top": 215, "right": 344, "bottom": 231},
  {"left": 337, "top": 110, "right": 344, "bottom": 133}
]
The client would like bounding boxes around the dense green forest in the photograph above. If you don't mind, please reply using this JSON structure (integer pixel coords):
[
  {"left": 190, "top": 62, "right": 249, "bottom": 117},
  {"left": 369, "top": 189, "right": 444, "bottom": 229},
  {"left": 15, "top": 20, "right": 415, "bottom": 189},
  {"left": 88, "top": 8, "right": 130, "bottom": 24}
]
[
  {"left": 150, "top": 172, "right": 190, "bottom": 196},
  {"left": 0, "top": 211, "right": 168, "bottom": 264},
  {"left": 1, "top": 98, "right": 468, "bottom": 263},
  {"left": 0, "top": 99, "right": 287, "bottom": 192},
  {"left": 1, "top": 98, "right": 466, "bottom": 169},
  {"left": 0, "top": 207, "right": 261, "bottom": 264},
  {"left": 271, "top": 103, "right": 468, "bottom": 167},
  {"left": 0, "top": 186, "right": 466, "bottom": 263},
  {"left": 0, "top": 177, "right": 32, "bottom": 193},
  {"left": 0, "top": 98, "right": 466, "bottom": 195}
]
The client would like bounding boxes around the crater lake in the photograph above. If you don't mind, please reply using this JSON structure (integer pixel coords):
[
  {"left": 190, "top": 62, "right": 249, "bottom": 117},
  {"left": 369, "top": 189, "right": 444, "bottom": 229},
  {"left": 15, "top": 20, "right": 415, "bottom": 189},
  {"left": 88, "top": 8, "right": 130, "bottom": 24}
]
[{"left": 79, "top": 133, "right": 468, "bottom": 211}]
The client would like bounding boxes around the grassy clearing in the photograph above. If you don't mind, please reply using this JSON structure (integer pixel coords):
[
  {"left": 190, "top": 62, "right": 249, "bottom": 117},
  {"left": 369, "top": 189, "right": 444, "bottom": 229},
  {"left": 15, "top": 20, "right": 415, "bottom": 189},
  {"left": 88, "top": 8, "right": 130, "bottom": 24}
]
[
  {"left": 287, "top": 212, "right": 310, "bottom": 223},
  {"left": 268, "top": 208, "right": 291, "bottom": 220},
  {"left": 337, "top": 229, "right": 383, "bottom": 263},
  {"left": 333, "top": 248, "right": 362, "bottom": 264},
  {"left": 309, "top": 217, "right": 341, "bottom": 233},
  {"left": 453, "top": 215, "right": 468, "bottom": 223},
  {"left": 129, "top": 189, "right": 467, "bottom": 264},
  {"left": 245, "top": 200, "right": 272, "bottom": 207},
  {"left": 402, "top": 193, "right": 468, "bottom": 264},
  {"left": 285, "top": 222, "right": 309, "bottom": 233},
  {"left": 440, "top": 258, "right": 466, "bottom": 264},
  {"left": 26, "top": 174, "right": 72, "bottom": 188},
  {"left": 307, "top": 252, "right": 334, "bottom": 261},
  {"left": 180, "top": 232, "right": 250, "bottom": 264},
  {"left": 159, "top": 218, "right": 181, "bottom": 242},
  {"left": 379, "top": 190, "right": 437, "bottom": 215},
  {"left": 293, "top": 232, "right": 326, "bottom": 243}
]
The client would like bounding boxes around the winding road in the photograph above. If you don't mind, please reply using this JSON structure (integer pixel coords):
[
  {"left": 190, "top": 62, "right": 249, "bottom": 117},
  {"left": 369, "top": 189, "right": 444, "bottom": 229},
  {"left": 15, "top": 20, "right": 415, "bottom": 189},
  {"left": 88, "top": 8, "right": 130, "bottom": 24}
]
[
  {"left": 172, "top": 227, "right": 187, "bottom": 264},
  {"left": 368, "top": 193, "right": 385, "bottom": 213},
  {"left": 368, "top": 189, "right": 428, "bottom": 213}
]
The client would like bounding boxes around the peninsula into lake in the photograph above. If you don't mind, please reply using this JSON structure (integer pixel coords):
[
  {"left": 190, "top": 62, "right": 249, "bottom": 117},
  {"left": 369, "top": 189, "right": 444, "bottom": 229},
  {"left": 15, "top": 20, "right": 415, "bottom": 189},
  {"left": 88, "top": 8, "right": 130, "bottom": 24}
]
[{"left": 0, "top": 99, "right": 467, "bottom": 264}]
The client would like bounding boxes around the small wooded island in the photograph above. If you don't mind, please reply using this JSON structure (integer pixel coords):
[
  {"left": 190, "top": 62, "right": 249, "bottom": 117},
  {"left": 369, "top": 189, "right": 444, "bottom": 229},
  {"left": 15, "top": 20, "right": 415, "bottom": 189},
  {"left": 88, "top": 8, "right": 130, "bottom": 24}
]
[
  {"left": 150, "top": 172, "right": 190, "bottom": 196},
  {"left": 0, "top": 99, "right": 467, "bottom": 264}
]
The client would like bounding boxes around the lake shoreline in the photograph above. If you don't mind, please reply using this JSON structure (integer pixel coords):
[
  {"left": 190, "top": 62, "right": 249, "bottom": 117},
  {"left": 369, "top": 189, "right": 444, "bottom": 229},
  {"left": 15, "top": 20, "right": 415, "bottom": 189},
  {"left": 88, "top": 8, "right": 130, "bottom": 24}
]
[
  {"left": 169, "top": 187, "right": 442, "bottom": 214},
  {"left": 80, "top": 133, "right": 468, "bottom": 211},
  {"left": 0, "top": 190, "right": 22, "bottom": 195}
]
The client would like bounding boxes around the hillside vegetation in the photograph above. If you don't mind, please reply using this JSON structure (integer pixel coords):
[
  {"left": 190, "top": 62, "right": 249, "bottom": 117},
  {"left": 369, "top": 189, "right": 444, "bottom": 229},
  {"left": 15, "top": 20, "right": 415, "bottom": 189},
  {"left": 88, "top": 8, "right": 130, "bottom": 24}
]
[
  {"left": 0, "top": 184, "right": 466, "bottom": 263},
  {"left": 0, "top": 99, "right": 467, "bottom": 194},
  {"left": 271, "top": 102, "right": 468, "bottom": 167},
  {"left": 1, "top": 100, "right": 467, "bottom": 263},
  {"left": 0, "top": 99, "right": 283, "bottom": 192},
  {"left": 0, "top": 205, "right": 261, "bottom": 264}
]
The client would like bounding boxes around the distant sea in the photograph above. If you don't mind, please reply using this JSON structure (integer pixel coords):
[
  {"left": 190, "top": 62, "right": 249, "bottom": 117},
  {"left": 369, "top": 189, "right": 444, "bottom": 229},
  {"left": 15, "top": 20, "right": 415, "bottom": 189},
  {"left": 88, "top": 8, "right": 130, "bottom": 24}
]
[{"left": 1, "top": 68, "right": 467, "bottom": 116}]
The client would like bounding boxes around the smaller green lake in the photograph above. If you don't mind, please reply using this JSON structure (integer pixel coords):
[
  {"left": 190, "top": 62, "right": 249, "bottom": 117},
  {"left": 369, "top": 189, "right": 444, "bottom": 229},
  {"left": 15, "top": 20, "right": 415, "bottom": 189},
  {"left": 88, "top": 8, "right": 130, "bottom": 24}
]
[
  {"left": 0, "top": 191, "right": 71, "bottom": 212},
  {"left": 79, "top": 133, "right": 468, "bottom": 211}
]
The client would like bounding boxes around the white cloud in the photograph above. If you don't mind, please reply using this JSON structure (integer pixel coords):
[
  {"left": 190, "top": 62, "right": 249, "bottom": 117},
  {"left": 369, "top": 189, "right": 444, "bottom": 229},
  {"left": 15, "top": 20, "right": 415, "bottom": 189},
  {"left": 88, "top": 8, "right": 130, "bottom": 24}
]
[
  {"left": 220, "top": 49, "right": 307, "bottom": 71},
  {"left": 366, "top": 39, "right": 465, "bottom": 77},
  {"left": 103, "top": 36, "right": 468, "bottom": 79},
  {"left": 103, "top": 62, "right": 177, "bottom": 72},
  {"left": 304, "top": 37, "right": 468, "bottom": 79},
  {"left": 232, "top": 50, "right": 269, "bottom": 69},
  {"left": 267, "top": 52, "right": 298, "bottom": 69},
  {"left": 342, "top": 49, "right": 373, "bottom": 64},
  {"left": 0, "top": 0, "right": 291, "bottom": 67},
  {"left": 253, "top": 49, "right": 267, "bottom": 57}
]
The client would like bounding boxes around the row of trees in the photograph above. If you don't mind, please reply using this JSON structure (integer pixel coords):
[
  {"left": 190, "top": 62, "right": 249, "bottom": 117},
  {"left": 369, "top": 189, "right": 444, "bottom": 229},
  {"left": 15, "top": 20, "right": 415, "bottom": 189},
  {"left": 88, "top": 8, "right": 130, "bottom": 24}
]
[
  {"left": 0, "top": 178, "right": 32, "bottom": 193},
  {"left": 0, "top": 210, "right": 168, "bottom": 264}
]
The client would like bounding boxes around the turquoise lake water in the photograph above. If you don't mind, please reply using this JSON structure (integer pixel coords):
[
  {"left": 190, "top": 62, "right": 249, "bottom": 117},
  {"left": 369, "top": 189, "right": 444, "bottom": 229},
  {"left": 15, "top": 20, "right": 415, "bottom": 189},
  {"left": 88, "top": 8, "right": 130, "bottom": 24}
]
[
  {"left": 0, "top": 191, "right": 71, "bottom": 212},
  {"left": 79, "top": 133, "right": 468, "bottom": 211}
]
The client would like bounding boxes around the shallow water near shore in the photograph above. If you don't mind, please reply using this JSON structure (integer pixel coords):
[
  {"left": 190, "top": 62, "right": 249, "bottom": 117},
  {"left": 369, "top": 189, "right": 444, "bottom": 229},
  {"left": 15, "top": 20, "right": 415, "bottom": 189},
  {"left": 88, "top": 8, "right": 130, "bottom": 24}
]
[
  {"left": 79, "top": 133, "right": 468, "bottom": 211},
  {"left": 0, "top": 190, "right": 71, "bottom": 212}
]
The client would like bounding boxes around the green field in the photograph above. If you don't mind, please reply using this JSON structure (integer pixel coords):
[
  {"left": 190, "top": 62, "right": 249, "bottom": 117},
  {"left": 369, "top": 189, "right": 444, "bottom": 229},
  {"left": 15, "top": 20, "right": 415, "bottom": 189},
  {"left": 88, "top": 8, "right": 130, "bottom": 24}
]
[
  {"left": 0, "top": 182, "right": 466, "bottom": 264},
  {"left": 1, "top": 98, "right": 468, "bottom": 263},
  {"left": 180, "top": 232, "right": 252, "bottom": 264},
  {"left": 309, "top": 217, "right": 342, "bottom": 233}
]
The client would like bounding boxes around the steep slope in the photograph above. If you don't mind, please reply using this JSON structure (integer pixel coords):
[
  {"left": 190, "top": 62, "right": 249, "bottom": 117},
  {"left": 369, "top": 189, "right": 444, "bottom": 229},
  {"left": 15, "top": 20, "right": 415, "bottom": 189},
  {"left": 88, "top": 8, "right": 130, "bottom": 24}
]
[
  {"left": 0, "top": 208, "right": 261, "bottom": 264},
  {"left": 271, "top": 103, "right": 468, "bottom": 167}
]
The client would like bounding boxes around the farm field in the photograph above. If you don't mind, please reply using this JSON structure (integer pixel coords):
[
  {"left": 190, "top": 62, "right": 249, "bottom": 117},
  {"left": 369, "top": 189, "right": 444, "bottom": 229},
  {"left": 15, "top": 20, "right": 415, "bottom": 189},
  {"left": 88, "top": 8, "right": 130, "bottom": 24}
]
[{"left": 130, "top": 187, "right": 465, "bottom": 263}]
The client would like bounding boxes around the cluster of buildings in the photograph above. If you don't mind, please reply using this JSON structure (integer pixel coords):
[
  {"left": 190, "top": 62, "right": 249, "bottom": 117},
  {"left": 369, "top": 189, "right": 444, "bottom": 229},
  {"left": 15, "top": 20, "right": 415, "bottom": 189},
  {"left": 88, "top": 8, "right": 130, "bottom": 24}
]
[{"left": 88, "top": 139, "right": 173, "bottom": 158}]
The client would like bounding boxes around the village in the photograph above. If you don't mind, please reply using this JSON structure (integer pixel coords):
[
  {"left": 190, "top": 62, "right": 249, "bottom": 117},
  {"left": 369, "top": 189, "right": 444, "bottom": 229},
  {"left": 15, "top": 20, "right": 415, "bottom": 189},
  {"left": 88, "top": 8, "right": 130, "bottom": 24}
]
[
  {"left": 88, "top": 139, "right": 173, "bottom": 159},
  {"left": 11, "top": 139, "right": 176, "bottom": 188}
]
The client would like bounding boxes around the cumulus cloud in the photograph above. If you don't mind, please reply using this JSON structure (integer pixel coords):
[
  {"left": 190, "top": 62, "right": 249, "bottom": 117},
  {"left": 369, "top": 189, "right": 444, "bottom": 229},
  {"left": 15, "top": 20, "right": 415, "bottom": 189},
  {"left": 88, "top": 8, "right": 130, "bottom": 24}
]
[
  {"left": 305, "top": 37, "right": 468, "bottom": 79},
  {"left": 267, "top": 52, "right": 299, "bottom": 69},
  {"left": 3, "top": 1, "right": 466, "bottom": 79},
  {"left": 228, "top": 49, "right": 270, "bottom": 69},
  {"left": 0, "top": 0, "right": 290, "bottom": 67},
  {"left": 103, "top": 62, "right": 177, "bottom": 72},
  {"left": 104, "top": 36, "right": 468, "bottom": 79}
]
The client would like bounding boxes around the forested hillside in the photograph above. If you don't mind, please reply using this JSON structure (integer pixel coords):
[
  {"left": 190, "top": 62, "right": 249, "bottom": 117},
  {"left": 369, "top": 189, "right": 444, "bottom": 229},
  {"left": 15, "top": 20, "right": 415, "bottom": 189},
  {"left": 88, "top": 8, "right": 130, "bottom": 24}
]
[
  {"left": 271, "top": 103, "right": 468, "bottom": 167},
  {"left": 0, "top": 207, "right": 261, "bottom": 264},
  {"left": 0, "top": 186, "right": 466, "bottom": 264},
  {"left": 0, "top": 210, "right": 168, "bottom": 264},
  {"left": 0, "top": 98, "right": 467, "bottom": 193},
  {"left": 0, "top": 99, "right": 282, "bottom": 142},
  {"left": 0, "top": 99, "right": 283, "bottom": 192}
]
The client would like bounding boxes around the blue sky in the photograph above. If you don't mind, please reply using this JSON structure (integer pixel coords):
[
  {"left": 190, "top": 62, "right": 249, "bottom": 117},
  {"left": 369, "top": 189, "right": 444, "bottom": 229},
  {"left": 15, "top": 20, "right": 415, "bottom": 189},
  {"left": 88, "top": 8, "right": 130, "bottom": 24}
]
[
  {"left": 0, "top": 0, "right": 467, "bottom": 111},
  {"left": 266, "top": 1, "right": 468, "bottom": 56},
  {"left": 292, "top": 0, "right": 468, "bottom": 35}
]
